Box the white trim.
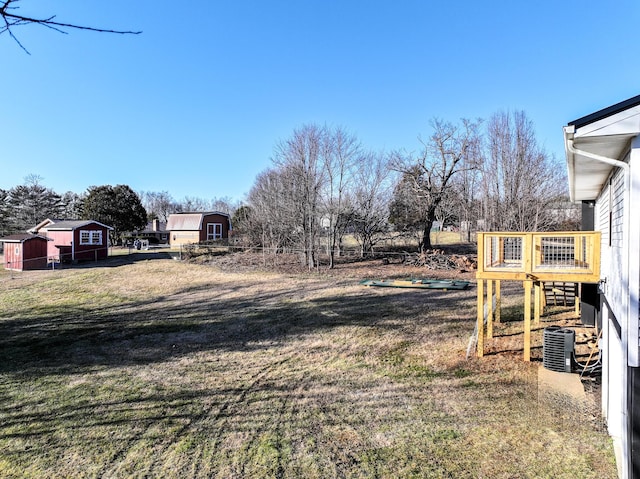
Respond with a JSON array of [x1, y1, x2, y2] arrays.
[[79, 230, 103, 246], [576, 106, 640, 138], [206, 223, 223, 240]]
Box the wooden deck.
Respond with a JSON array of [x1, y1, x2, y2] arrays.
[[475, 231, 601, 361], [477, 231, 600, 283]]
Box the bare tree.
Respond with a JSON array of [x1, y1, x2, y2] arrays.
[[481, 110, 566, 231], [390, 118, 482, 252], [320, 126, 362, 268], [210, 196, 239, 216], [141, 191, 179, 223], [1, 0, 141, 53], [179, 197, 211, 213], [272, 124, 325, 270], [350, 151, 393, 256], [450, 123, 483, 242], [247, 168, 298, 256]]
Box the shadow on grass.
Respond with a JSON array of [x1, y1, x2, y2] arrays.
[[74, 251, 177, 268], [0, 265, 475, 378]]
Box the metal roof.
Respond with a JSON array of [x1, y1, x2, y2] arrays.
[[0, 234, 50, 243], [166, 212, 230, 231], [37, 220, 114, 231]]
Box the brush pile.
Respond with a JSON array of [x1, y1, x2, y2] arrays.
[[406, 249, 477, 271]]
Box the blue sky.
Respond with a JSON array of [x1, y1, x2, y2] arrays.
[[2, 1, 640, 203]]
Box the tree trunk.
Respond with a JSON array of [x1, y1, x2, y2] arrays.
[[420, 218, 434, 252]]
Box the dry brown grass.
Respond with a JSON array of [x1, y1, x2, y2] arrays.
[[0, 254, 617, 478]]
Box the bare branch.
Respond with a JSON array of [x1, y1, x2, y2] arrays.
[[1, 0, 141, 53]]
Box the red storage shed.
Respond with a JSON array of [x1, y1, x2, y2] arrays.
[[30, 219, 113, 263], [0, 234, 50, 271]]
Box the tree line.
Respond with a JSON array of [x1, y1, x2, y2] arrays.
[[0, 110, 578, 265], [234, 110, 578, 269]]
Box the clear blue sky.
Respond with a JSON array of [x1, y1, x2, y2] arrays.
[[2, 0, 640, 203]]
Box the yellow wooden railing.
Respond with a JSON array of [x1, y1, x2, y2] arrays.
[[475, 231, 601, 361], [477, 231, 600, 283]]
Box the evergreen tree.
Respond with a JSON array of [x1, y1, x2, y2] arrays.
[[83, 185, 147, 244], [7, 175, 62, 232], [0, 189, 10, 236]]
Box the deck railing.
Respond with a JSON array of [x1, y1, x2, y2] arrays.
[[477, 231, 601, 283], [475, 231, 601, 361]]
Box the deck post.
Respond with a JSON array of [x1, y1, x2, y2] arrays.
[[524, 280, 532, 361], [534, 281, 541, 325], [495, 280, 501, 323], [477, 279, 484, 357], [487, 280, 494, 339]]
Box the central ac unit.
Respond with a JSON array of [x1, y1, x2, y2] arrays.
[[543, 326, 575, 373]]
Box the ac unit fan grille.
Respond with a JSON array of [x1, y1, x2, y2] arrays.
[[543, 326, 575, 373]]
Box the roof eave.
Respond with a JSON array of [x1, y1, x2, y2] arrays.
[[564, 102, 640, 202]]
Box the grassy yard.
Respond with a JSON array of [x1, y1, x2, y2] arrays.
[[0, 257, 617, 478]]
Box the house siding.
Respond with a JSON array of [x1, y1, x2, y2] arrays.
[[21, 239, 48, 270], [73, 228, 109, 261], [609, 168, 627, 324], [595, 166, 628, 442], [4, 242, 21, 270], [629, 140, 640, 479], [612, 170, 625, 250], [45, 230, 72, 261], [596, 168, 628, 326], [597, 183, 610, 279], [171, 231, 201, 247]]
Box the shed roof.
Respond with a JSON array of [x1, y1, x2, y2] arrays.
[[34, 219, 113, 231], [0, 234, 50, 243], [166, 212, 230, 231]]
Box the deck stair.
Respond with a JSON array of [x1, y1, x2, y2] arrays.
[[543, 282, 577, 307]]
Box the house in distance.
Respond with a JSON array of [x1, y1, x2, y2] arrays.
[[166, 212, 231, 248], [29, 219, 113, 263]]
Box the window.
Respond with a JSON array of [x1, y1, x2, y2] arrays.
[[207, 223, 223, 240], [80, 230, 103, 245]]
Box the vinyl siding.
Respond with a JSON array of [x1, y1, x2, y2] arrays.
[[611, 169, 626, 324]]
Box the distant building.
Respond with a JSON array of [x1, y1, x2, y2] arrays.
[[132, 219, 169, 244], [0, 234, 50, 271], [30, 219, 113, 263], [166, 212, 232, 248]]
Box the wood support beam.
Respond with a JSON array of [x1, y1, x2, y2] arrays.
[[477, 279, 484, 357], [524, 280, 532, 361], [487, 280, 494, 339], [534, 281, 541, 325], [495, 280, 501, 323]]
